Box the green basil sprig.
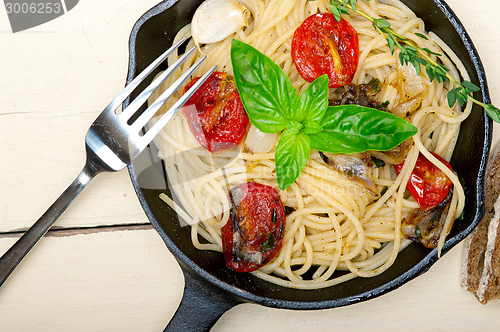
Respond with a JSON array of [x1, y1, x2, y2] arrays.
[[230, 39, 418, 190]]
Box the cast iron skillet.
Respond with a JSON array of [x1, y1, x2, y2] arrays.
[[125, 0, 492, 331]]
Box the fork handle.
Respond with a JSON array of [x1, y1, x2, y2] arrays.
[[0, 165, 98, 288]]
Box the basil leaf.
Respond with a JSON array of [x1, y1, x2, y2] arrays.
[[231, 39, 298, 133], [287, 120, 303, 134], [294, 74, 329, 123], [309, 105, 418, 153], [275, 129, 311, 190], [302, 121, 323, 135]]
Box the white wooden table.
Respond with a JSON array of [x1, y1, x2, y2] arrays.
[[1, 0, 500, 331]]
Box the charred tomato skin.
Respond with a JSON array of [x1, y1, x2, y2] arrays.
[[291, 13, 359, 88], [183, 71, 249, 152], [221, 182, 286, 272], [394, 152, 453, 211]]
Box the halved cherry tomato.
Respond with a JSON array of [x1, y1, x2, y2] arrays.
[[221, 182, 286, 272], [394, 152, 453, 211], [291, 13, 359, 88], [183, 71, 249, 152]]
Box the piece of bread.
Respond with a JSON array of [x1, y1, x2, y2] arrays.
[[461, 143, 500, 303], [477, 196, 500, 303]]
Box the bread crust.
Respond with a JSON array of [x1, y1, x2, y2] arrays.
[[461, 142, 500, 303], [461, 219, 488, 292], [477, 197, 500, 303]]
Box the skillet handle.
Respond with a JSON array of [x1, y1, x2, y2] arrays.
[[165, 271, 240, 332]]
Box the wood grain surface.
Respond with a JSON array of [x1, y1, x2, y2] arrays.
[[1, 0, 500, 331]]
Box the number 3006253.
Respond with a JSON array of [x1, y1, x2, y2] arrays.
[[5, 2, 62, 14]]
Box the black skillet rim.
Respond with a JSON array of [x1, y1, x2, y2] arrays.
[[126, 0, 493, 310]]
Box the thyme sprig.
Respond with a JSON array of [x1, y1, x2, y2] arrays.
[[329, 0, 500, 122]]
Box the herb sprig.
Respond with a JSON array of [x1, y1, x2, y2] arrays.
[[329, 0, 500, 122], [231, 39, 417, 190]]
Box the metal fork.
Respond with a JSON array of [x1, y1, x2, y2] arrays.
[[0, 37, 216, 287]]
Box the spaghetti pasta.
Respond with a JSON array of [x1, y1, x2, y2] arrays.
[[150, 0, 468, 289]]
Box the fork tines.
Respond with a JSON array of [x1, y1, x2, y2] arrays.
[[119, 37, 216, 150], [141, 60, 216, 144]]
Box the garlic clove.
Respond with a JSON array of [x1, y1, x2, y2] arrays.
[[245, 125, 277, 154], [191, 0, 250, 48], [395, 64, 427, 100]]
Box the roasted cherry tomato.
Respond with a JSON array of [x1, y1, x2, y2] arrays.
[[394, 152, 453, 211], [183, 71, 249, 152], [291, 13, 359, 88], [221, 182, 286, 272]]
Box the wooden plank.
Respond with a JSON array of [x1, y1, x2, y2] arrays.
[[2, 0, 500, 233], [0, 229, 183, 331], [1, 0, 500, 331], [0, 0, 161, 232], [1, 229, 499, 332]]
